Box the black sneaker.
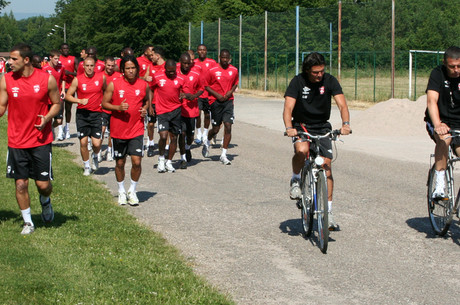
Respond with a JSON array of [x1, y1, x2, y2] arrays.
[[147, 145, 155, 157], [180, 160, 187, 169], [40, 195, 54, 223], [185, 149, 192, 162]]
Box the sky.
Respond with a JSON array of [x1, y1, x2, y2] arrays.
[[3, 0, 57, 20]]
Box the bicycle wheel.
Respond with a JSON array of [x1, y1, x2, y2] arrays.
[[427, 165, 454, 236], [301, 164, 314, 237], [316, 170, 329, 253]]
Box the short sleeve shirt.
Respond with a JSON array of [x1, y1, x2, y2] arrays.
[[425, 65, 460, 128], [151, 71, 184, 115], [284, 73, 343, 124]]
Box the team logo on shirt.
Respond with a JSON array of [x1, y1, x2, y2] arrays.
[[174, 80, 178, 86], [458, 83, 460, 91], [119, 90, 125, 98], [34, 85, 40, 93], [189, 76, 194, 81], [82, 84, 87, 91], [95, 81, 99, 86], [229, 71, 233, 76], [319, 86, 325, 95], [159, 79, 167, 87], [216, 71, 222, 80], [68, 59, 71, 64], [135, 89, 140, 96], [206, 63, 209, 67], [444, 80, 450, 88], [302, 86, 310, 99], [12, 87, 19, 97], [142, 64, 146, 70]]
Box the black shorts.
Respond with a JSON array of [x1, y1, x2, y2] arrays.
[[147, 104, 156, 123], [157, 107, 182, 135], [210, 100, 234, 126], [112, 135, 144, 159], [198, 98, 210, 112], [6, 144, 53, 181], [181, 116, 197, 137], [293, 122, 333, 159], [76, 109, 102, 139], [101, 112, 111, 128]]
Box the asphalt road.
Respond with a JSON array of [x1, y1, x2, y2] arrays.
[[61, 94, 460, 304]]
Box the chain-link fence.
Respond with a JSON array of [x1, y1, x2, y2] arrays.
[[190, 0, 458, 102]]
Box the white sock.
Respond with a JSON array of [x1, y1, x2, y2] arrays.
[[181, 154, 186, 161], [435, 170, 446, 188], [65, 123, 69, 132], [83, 160, 90, 168], [196, 128, 202, 139], [221, 148, 227, 156], [292, 173, 301, 180], [21, 208, 33, 225], [203, 129, 208, 140], [118, 181, 125, 193], [107, 146, 112, 153], [166, 159, 172, 165], [58, 125, 63, 133], [328, 201, 333, 213], [165, 144, 169, 150], [158, 155, 165, 161], [149, 139, 154, 146], [128, 179, 137, 193]]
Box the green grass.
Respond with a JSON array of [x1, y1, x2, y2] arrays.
[[0, 119, 233, 304]]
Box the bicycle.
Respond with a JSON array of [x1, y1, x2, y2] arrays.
[[427, 129, 460, 236], [286, 129, 343, 254]]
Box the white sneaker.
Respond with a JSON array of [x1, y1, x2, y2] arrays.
[[91, 153, 99, 171], [289, 178, 301, 200], [57, 128, 64, 141], [97, 151, 102, 163], [83, 167, 91, 176], [107, 151, 114, 162], [21, 222, 35, 235], [65, 129, 71, 139], [165, 161, 176, 173], [158, 158, 166, 173], [328, 212, 339, 231], [202, 143, 209, 158], [127, 191, 139, 206], [118, 191, 127, 205], [432, 186, 446, 199], [220, 155, 231, 165]]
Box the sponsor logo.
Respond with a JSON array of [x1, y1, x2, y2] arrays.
[[142, 64, 146, 70], [135, 89, 140, 96], [82, 84, 87, 91], [302, 86, 310, 99], [41, 171, 49, 177], [159, 79, 167, 87], [136, 149, 142, 152], [444, 80, 450, 88], [12, 87, 19, 97], [34, 85, 40, 93], [119, 90, 125, 98], [7, 166, 11, 174]]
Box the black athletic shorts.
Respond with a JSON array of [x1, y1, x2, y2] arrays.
[[6, 144, 53, 181], [101, 112, 111, 128], [198, 97, 210, 112], [181, 116, 197, 138], [112, 135, 144, 159], [210, 99, 234, 126], [292, 122, 333, 159], [157, 107, 182, 135], [76, 109, 102, 139]]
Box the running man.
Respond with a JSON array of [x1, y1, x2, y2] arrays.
[[202, 49, 238, 165], [0, 43, 61, 234], [102, 55, 151, 206], [283, 52, 351, 230], [150, 59, 185, 173], [101, 56, 123, 162], [66, 56, 106, 175], [59, 43, 78, 140], [194, 44, 217, 145], [425, 46, 460, 199], [177, 52, 204, 168]]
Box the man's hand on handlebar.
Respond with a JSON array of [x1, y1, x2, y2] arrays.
[[435, 122, 450, 137], [285, 127, 297, 137], [340, 124, 351, 135]]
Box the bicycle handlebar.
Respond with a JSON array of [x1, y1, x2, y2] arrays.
[[284, 129, 352, 141]]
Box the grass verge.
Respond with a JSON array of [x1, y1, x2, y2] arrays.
[[0, 118, 233, 304]]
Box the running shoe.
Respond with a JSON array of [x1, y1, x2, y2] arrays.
[[147, 145, 155, 157], [432, 185, 446, 199], [127, 191, 139, 206], [91, 153, 99, 171], [185, 149, 192, 162], [165, 161, 176, 173], [210, 135, 217, 145], [202, 143, 209, 158], [289, 178, 301, 200], [118, 191, 128, 205], [65, 126, 71, 139], [97, 151, 102, 163], [194, 138, 202, 145], [180, 160, 187, 169], [157, 159, 166, 173], [83, 167, 91, 176], [21, 222, 35, 235], [57, 128, 64, 141], [220, 155, 231, 165], [107, 151, 114, 162], [328, 212, 339, 231], [40, 195, 54, 223]]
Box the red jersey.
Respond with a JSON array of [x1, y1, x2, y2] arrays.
[[4, 69, 53, 148], [102, 70, 122, 114], [206, 64, 239, 105], [110, 77, 148, 139], [194, 58, 217, 99], [75, 72, 104, 112], [151, 71, 184, 115], [42, 63, 65, 92], [115, 58, 122, 70], [59, 55, 75, 89], [150, 62, 165, 76], [137, 56, 153, 78], [178, 66, 203, 118], [77, 59, 105, 75]]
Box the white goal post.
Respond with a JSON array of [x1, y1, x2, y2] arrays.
[[409, 50, 444, 99]]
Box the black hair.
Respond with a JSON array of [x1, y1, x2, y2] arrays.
[[120, 55, 139, 78], [302, 52, 326, 73], [444, 46, 460, 62], [11, 43, 33, 61]]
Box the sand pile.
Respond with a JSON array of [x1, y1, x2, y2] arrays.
[[352, 95, 427, 137]]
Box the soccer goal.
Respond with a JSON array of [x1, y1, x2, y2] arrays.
[[409, 50, 444, 99]]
